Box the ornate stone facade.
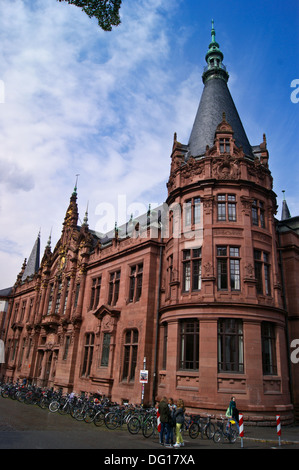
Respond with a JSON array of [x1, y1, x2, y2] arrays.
[[0, 26, 298, 423]]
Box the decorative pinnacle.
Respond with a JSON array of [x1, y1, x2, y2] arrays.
[[211, 19, 216, 43], [73, 174, 80, 195]]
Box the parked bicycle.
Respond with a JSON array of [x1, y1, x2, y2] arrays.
[[188, 413, 215, 439], [213, 416, 237, 444], [142, 409, 158, 438], [127, 407, 155, 435], [104, 404, 135, 430]]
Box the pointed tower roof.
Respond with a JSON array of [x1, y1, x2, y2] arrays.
[[62, 176, 79, 231], [188, 21, 253, 159], [21, 231, 41, 281], [281, 191, 291, 220]]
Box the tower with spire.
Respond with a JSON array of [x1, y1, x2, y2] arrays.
[[165, 21, 292, 422]]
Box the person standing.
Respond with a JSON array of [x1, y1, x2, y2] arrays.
[[168, 397, 176, 446], [173, 398, 185, 448], [226, 396, 239, 431], [158, 396, 171, 446]]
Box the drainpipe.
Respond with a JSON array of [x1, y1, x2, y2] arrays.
[[152, 227, 163, 406]]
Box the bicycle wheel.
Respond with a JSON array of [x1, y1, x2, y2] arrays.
[[127, 416, 141, 434], [105, 412, 119, 430], [189, 422, 200, 439], [205, 422, 215, 439], [58, 403, 69, 415], [142, 418, 155, 438], [39, 397, 50, 409], [94, 411, 105, 427], [1, 389, 9, 398], [84, 407, 96, 423], [49, 400, 60, 413], [213, 430, 222, 443], [229, 429, 237, 443], [74, 408, 85, 421]]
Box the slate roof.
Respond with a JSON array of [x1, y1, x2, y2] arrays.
[[0, 287, 12, 298], [21, 233, 40, 281], [188, 77, 253, 159], [281, 199, 292, 221]]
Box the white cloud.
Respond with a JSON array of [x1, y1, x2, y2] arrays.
[[1, 0, 296, 290], [0, 0, 188, 287]]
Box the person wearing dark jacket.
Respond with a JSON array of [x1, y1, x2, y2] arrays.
[[158, 396, 171, 445], [226, 396, 239, 431], [168, 398, 176, 446]]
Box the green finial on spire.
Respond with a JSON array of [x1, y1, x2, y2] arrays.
[[202, 20, 229, 84], [73, 174, 79, 196], [211, 19, 216, 43]]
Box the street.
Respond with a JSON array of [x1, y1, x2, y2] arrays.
[[0, 397, 298, 453]]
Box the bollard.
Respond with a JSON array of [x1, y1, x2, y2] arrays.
[[157, 409, 161, 433], [239, 414, 244, 448], [276, 415, 281, 446]]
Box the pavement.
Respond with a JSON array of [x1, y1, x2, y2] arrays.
[[1, 396, 299, 449], [235, 423, 299, 447]]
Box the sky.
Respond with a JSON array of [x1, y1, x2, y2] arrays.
[[0, 0, 298, 289]]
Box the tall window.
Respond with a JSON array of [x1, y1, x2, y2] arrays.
[[18, 338, 26, 367], [122, 329, 138, 381], [129, 264, 143, 302], [184, 197, 201, 227], [108, 271, 121, 305], [27, 298, 34, 322], [217, 246, 240, 291], [100, 333, 111, 367], [167, 254, 173, 284], [63, 336, 70, 360], [217, 194, 236, 221], [261, 322, 277, 375], [179, 320, 199, 370], [252, 199, 265, 228], [12, 303, 19, 324], [62, 278, 70, 315], [47, 284, 54, 315], [81, 333, 94, 377], [90, 276, 101, 310], [183, 248, 202, 292], [254, 250, 271, 295], [218, 319, 244, 372], [74, 283, 80, 308], [54, 281, 62, 315], [20, 301, 26, 322], [26, 338, 32, 360]]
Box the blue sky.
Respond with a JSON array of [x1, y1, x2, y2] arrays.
[[0, 0, 298, 288]]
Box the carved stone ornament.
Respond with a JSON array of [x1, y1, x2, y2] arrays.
[[212, 156, 240, 180], [102, 314, 115, 333], [244, 263, 254, 279]]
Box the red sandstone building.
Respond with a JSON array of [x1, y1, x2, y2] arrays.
[[0, 25, 298, 423]]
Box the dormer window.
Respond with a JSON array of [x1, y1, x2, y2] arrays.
[[219, 138, 230, 154]]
